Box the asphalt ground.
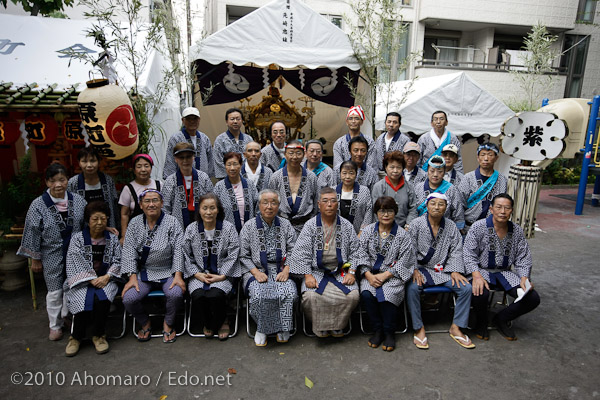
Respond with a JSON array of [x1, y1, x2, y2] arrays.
[[0, 186, 599, 400]]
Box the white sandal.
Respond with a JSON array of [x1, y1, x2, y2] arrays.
[[413, 335, 429, 350]]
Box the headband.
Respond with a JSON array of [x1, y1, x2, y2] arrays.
[[477, 143, 499, 155], [427, 192, 448, 203], [285, 144, 305, 151], [133, 153, 154, 166], [138, 189, 163, 202], [347, 105, 365, 120], [427, 155, 446, 169]]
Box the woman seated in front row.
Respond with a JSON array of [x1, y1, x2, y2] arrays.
[[121, 189, 186, 343], [355, 196, 416, 352], [240, 189, 298, 346], [407, 193, 474, 350], [64, 201, 121, 357], [183, 193, 240, 340]]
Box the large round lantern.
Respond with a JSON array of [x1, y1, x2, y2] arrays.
[[0, 115, 21, 147], [77, 79, 139, 160], [24, 114, 58, 146]]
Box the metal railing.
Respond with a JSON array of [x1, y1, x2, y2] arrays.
[[417, 59, 565, 74]]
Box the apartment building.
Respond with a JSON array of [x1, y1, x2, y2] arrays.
[[191, 0, 599, 106]]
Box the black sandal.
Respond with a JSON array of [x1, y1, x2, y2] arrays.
[[381, 333, 396, 352], [137, 327, 151, 342]]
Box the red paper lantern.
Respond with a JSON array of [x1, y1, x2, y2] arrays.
[[62, 118, 86, 146], [0, 116, 20, 146], [24, 114, 58, 146]]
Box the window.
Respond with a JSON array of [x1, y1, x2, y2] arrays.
[[560, 35, 590, 97], [226, 5, 257, 25], [380, 22, 411, 81], [423, 29, 461, 66], [576, 0, 596, 23], [322, 14, 343, 29]]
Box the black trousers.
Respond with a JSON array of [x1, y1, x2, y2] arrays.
[[72, 297, 111, 341], [360, 290, 398, 335], [191, 288, 227, 332], [471, 282, 540, 328]]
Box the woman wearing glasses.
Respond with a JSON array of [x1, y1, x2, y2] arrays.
[[121, 189, 186, 343], [354, 196, 416, 352]]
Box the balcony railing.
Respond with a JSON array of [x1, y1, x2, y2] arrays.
[[416, 59, 566, 75]]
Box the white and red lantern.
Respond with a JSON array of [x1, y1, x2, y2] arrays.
[[24, 114, 58, 146], [77, 79, 139, 160], [62, 118, 86, 146]]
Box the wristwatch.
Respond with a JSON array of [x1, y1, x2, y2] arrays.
[[349, 269, 356, 275]]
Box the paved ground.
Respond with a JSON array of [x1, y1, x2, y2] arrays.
[[0, 186, 599, 400]]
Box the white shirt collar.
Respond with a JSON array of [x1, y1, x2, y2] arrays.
[[429, 128, 448, 148]]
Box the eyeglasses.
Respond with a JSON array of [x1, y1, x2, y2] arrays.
[[260, 201, 279, 207], [286, 151, 304, 158], [141, 198, 161, 204], [377, 209, 395, 216], [320, 199, 338, 204]]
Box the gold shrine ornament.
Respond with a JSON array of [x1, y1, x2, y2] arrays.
[[270, 104, 281, 113]]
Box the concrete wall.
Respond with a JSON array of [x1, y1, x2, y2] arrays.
[[418, 0, 578, 30]]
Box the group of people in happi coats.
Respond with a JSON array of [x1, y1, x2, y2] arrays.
[[18, 104, 539, 356]]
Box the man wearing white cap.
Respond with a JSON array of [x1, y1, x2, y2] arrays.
[[442, 144, 464, 186], [413, 155, 464, 230], [163, 107, 214, 179], [407, 192, 474, 350], [403, 142, 427, 188], [458, 142, 507, 229], [333, 105, 376, 168], [417, 111, 463, 173]]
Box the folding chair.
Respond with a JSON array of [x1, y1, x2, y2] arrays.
[[186, 280, 240, 338], [132, 290, 187, 339], [358, 300, 409, 335], [419, 285, 457, 334]]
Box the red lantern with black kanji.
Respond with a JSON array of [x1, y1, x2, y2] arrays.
[[0, 115, 20, 147], [24, 114, 58, 146], [77, 79, 139, 160], [62, 118, 86, 146]]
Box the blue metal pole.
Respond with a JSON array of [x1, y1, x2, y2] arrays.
[[575, 95, 600, 215], [542, 98, 549, 107]]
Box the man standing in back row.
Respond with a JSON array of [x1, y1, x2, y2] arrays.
[[333, 105, 376, 169], [373, 112, 410, 173], [418, 111, 463, 173], [213, 108, 254, 179]]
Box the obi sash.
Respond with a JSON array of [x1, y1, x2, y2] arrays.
[[176, 168, 199, 228], [283, 166, 307, 218], [244, 215, 283, 293], [466, 168, 499, 217], [422, 131, 452, 171], [372, 222, 398, 301], [198, 219, 223, 290], [417, 217, 446, 286], [138, 211, 166, 283], [315, 214, 350, 295], [182, 127, 202, 171], [41, 191, 74, 266], [224, 176, 250, 232], [76, 172, 108, 201], [82, 227, 110, 311], [417, 179, 451, 216], [335, 182, 360, 224]]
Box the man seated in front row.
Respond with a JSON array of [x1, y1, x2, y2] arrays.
[[289, 187, 360, 338], [463, 193, 540, 341], [407, 193, 474, 350]]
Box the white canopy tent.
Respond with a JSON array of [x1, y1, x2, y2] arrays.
[[189, 0, 360, 70], [375, 72, 518, 173], [0, 13, 180, 178]]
